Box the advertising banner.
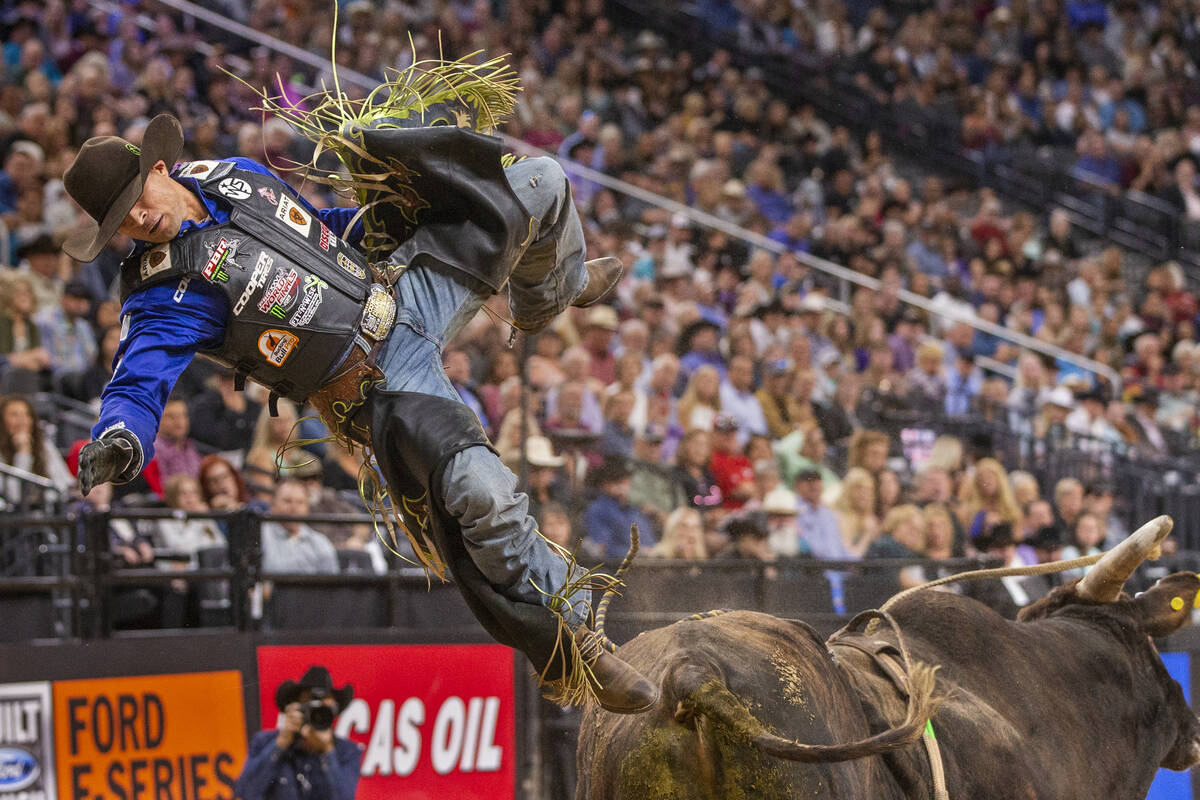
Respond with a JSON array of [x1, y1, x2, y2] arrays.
[[0, 682, 56, 800], [52, 672, 246, 800], [256, 645, 515, 800]]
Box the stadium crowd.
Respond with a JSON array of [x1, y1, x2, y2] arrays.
[[1, 0, 1199, 620]]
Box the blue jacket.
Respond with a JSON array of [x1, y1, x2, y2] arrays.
[[234, 729, 362, 800], [91, 158, 363, 462]]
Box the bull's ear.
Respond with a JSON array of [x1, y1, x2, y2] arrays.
[[1129, 573, 1200, 638]]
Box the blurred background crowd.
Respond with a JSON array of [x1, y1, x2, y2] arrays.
[[4, 0, 1200, 625]]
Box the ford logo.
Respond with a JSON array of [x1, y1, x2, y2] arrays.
[[0, 748, 39, 791]]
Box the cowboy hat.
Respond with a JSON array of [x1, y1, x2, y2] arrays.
[[63, 113, 185, 262], [274, 665, 354, 712]]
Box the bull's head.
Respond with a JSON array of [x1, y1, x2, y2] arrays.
[[1021, 515, 1200, 771]]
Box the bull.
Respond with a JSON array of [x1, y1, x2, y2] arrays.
[[576, 516, 1200, 799]]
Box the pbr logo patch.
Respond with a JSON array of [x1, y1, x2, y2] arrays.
[[275, 195, 311, 237], [317, 222, 333, 251], [233, 252, 274, 315], [178, 160, 218, 178], [217, 177, 252, 200], [289, 275, 328, 327], [258, 329, 298, 366], [258, 267, 301, 319], [336, 252, 367, 280], [257, 186, 277, 204], [139, 245, 171, 280], [201, 237, 242, 283]]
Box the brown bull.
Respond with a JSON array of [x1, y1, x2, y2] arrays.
[[576, 516, 1200, 799]]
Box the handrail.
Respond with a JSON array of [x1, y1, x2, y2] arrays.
[[130, 0, 1121, 391], [0, 462, 61, 492]]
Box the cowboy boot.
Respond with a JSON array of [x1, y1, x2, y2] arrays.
[[574, 626, 659, 714], [572, 257, 624, 308]]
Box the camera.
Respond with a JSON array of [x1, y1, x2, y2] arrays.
[[302, 690, 335, 732]]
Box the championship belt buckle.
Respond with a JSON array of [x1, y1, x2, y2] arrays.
[[360, 284, 396, 342]]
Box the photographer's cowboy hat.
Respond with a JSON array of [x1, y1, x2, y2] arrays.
[[63, 113, 185, 262], [274, 666, 355, 712]]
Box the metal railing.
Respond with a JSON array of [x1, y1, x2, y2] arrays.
[[128, 0, 1120, 391]]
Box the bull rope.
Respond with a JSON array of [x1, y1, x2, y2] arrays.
[[831, 607, 950, 800]]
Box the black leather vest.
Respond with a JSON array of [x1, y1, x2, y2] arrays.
[[119, 162, 380, 402]]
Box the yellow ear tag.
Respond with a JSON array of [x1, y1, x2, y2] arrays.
[[1171, 597, 1185, 612]]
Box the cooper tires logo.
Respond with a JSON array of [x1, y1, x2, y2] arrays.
[[232, 252, 273, 316]]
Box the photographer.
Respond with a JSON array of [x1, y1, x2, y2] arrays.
[[235, 667, 362, 800]]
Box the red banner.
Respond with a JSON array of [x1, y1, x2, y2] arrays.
[[256, 645, 514, 800]]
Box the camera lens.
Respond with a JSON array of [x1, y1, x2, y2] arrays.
[[306, 703, 335, 731]]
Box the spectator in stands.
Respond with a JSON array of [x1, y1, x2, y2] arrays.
[[0, 393, 72, 503], [260, 479, 339, 574], [13, 234, 64, 312], [794, 467, 847, 559], [673, 428, 721, 510], [582, 456, 656, 561], [198, 453, 254, 512], [1127, 388, 1169, 457], [1008, 471, 1041, 508], [189, 369, 262, 454], [153, 397, 203, 482], [0, 274, 50, 388], [959, 457, 1024, 540], [756, 359, 804, 439], [33, 279, 95, 378], [649, 506, 707, 559], [1053, 478, 1086, 535], [708, 414, 755, 510], [718, 354, 767, 444], [1061, 512, 1107, 580], [906, 340, 947, 411], [1159, 154, 1200, 221], [628, 424, 685, 524], [875, 468, 902, 519], [866, 505, 925, 559], [155, 474, 225, 565], [945, 353, 983, 417], [922, 504, 956, 562], [509, 435, 568, 524], [847, 429, 890, 477], [538, 502, 574, 551], [59, 323, 119, 405], [716, 511, 775, 562], [599, 390, 636, 458], [677, 364, 722, 432], [1085, 482, 1129, 548], [580, 306, 619, 385], [832, 467, 878, 558], [245, 400, 303, 478], [1034, 386, 1075, 443]]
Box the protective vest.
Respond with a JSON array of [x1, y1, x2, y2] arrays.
[[119, 161, 393, 403]]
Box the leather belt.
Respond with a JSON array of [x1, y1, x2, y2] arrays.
[[308, 283, 396, 445]]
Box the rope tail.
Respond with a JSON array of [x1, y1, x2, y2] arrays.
[[594, 523, 641, 653]]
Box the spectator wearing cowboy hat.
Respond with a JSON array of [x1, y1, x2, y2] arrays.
[[581, 455, 656, 560], [234, 666, 363, 800]]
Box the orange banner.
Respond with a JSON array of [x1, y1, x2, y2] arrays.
[[52, 672, 246, 800]]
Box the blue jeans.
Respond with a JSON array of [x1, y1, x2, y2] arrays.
[[375, 157, 590, 625]]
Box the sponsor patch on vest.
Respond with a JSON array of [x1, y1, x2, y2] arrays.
[[257, 186, 277, 204], [233, 252, 274, 315], [201, 236, 242, 283], [173, 276, 191, 303], [289, 275, 328, 327], [317, 222, 333, 251], [217, 177, 252, 200], [275, 195, 312, 237], [336, 251, 367, 280], [258, 267, 301, 319], [178, 160, 219, 178], [139, 245, 171, 280], [258, 329, 298, 367]]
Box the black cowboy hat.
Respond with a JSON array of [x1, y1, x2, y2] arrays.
[[274, 666, 354, 713], [588, 454, 632, 487], [63, 113, 185, 262]]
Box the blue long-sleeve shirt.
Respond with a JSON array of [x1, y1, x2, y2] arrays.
[[234, 729, 362, 800], [582, 494, 656, 560], [91, 158, 363, 463]]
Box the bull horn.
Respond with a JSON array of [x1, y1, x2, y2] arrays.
[[1076, 515, 1173, 603]]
